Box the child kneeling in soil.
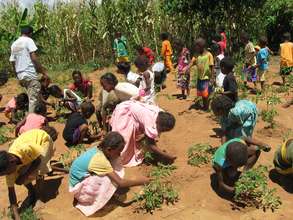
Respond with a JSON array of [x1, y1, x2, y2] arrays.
[[63, 102, 100, 145], [4, 93, 28, 124], [0, 127, 58, 220], [212, 137, 270, 194], [273, 139, 293, 175], [69, 132, 150, 217]]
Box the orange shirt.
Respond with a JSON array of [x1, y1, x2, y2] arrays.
[[161, 40, 173, 57], [280, 42, 293, 67]]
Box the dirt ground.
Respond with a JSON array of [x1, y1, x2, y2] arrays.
[[0, 56, 292, 220]]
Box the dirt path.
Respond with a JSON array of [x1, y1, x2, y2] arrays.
[[0, 57, 292, 220]]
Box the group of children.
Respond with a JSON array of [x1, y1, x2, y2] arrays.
[[0, 27, 292, 219]]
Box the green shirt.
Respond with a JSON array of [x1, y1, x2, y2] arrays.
[[113, 36, 128, 57]]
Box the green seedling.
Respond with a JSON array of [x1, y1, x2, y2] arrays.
[[20, 207, 39, 220], [261, 90, 281, 129], [0, 126, 13, 144], [187, 143, 216, 167], [234, 166, 281, 211]]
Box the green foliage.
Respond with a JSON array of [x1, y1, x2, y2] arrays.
[[144, 151, 155, 164], [0, 126, 12, 145], [20, 207, 39, 220], [135, 163, 179, 213], [59, 144, 86, 169], [187, 143, 216, 167], [261, 90, 281, 128], [234, 166, 281, 211]]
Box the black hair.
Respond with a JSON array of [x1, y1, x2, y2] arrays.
[[214, 33, 222, 42], [211, 95, 235, 115], [241, 32, 250, 41], [134, 55, 150, 70], [0, 151, 10, 173], [157, 111, 176, 132], [135, 45, 144, 53], [16, 93, 29, 108], [42, 126, 58, 141], [195, 38, 206, 48], [283, 32, 291, 41], [99, 131, 125, 150], [117, 62, 131, 75], [173, 39, 184, 52], [226, 141, 248, 167], [34, 102, 47, 115], [218, 26, 225, 33], [100, 72, 118, 86], [220, 56, 235, 72], [49, 85, 63, 98], [72, 70, 82, 78], [259, 36, 268, 47], [21, 25, 33, 35], [160, 32, 169, 41], [0, 70, 8, 86], [81, 101, 95, 118]]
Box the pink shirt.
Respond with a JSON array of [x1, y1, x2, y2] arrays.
[[5, 97, 16, 113], [19, 113, 46, 134]]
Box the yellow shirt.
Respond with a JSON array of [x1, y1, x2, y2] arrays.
[[161, 40, 173, 57], [6, 129, 51, 187], [88, 149, 113, 175], [192, 51, 214, 80], [280, 42, 293, 67]]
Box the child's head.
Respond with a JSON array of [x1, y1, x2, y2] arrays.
[[117, 62, 131, 75], [240, 32, 249, 44], [259, 36, 267, 48], [42, 126, 58, 142], [210, 43, 221, 56], [80, 101, 95, 119], [226, 141, 248, 168], [220, 56, 235, 75], [115, 31, 122, 39], [156, 111, 176, 133], [160, 32, 169, 41], [0, 151, 18, 176], [134, 55, 150, 72], [21, 25, 33, 37], [211, 95, 235, 117], [173, 39, 184, 53], [218, 26, 225, 33], [49, 85, 63, 98], [72, 70, 83, 85], [100, 131, 125, 160], [283, 32, 291, 41], [194, 38, 206, 54], [40, 76, 51, 88], [34, 102, 47, 116], [100, 72, 118, 92], [16, 93, 29, 110], [135, 45, 144, 55]]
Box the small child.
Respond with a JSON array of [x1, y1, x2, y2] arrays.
[[211, 43, 225, 89], [68, 70, 93, 101], [69, 132, 150, 216], [221, 56, 238, 102], [177, 41, 191, 99], [152, 61, 167, 92], [280, 32, 293, 85], [0, 127, 58, 219], [134, 55, 156, 104], [136, 45, 155, 66], [15, 102, 48, 136], [213, 33, 225, 55], [4, 93, 28, 124], [63, 102, 100, 145], [213, 137, 270, 193], [273, 139, 293, 175], [39, 75, 54, 107], [160, 32, 174, 74], [116, 61, 140, 86], [113, 32, 129, 63], [256, 36, 269, 90], [190, 38, 214, 111]]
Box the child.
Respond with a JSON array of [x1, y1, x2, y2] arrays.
[[213, 137, 270, 193], [160, 32, 174, 74], [63, 102, 100, 145], [219, 26, 227, 50], [0, 127, 58, 220], [69, 132, 150, 216], [211, 43, 225, 89], [15, 102, 48, 136], [190, 38, 214, 111], [213, 33, 225, 55], [68, 70, 93, 101], [116, 62, 140, 86], [4, 93, 28, 124], [280, 32, 293, 85], [241, 32, 257, 87], [256, 36, 269, 91], [136, 45, 155, 65], [134, 55, 156, 104], [177, 41, 191, 99], [273, 139, 293, 175], [39, 75, 54, 107], [152, 61, 167, 92], [221, 56, 238, 102], [113, 32, 129, 63]]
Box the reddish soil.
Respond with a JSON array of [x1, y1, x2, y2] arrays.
[[0, 57, 292, 220]]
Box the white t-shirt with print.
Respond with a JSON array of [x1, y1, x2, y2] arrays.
[[9, 36, 38, 80], [126, 71, 140, 85], [215, 54, 225, 87], [114, 82, 139, 101]]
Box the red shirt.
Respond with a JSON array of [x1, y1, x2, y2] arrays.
[[69, 79, 91, 97], [143, 47, 155, 65], [218, 41, 226, 55], [220, 32, 227, 49]]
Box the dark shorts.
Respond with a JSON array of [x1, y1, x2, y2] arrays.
[[280, 66, 293, 76], [72, 128, 81, 144]]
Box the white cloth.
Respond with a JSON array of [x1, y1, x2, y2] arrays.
[[215, 54, 225, 87], [114, 82, 139, 101], [126, 71, 140, 85], [139, 70, 155, 104], [10, 36, 38, 80], [152, 62, 165, 73], [64, 89, 83, 106]]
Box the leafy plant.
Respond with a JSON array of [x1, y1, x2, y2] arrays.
[[0, 126, 13, 144], [187, 143, 216, 167], [20, 207, 39, 220], [234, 166, 282, 211], [144, 151, 155, 164], [261, 90, 281, 128]]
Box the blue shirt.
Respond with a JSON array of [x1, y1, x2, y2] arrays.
[[257, 48, 269, 70]]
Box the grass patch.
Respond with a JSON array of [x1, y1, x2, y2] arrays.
[[187, 143, 216, 167], [20, 207, 39, 220]]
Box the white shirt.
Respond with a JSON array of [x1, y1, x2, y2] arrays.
[[152, 62, 165, 73], [139, 70, 155, 104], [10, 36, 38, 80], [215, 54, 225, 87], [114, 82, 139, 101], [126, 71, 140, 85]]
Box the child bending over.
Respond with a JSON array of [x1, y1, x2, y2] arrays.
[[4, 93, 28, 124], [213, 137, 270, 193], [69, 131, 150, 216], [0, 127, 58, 220]]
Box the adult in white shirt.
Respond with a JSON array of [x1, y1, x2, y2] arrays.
[[9, 26, 48, 112]]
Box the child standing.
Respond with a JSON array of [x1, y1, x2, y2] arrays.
[[113, 32, 129, 64], [177, 42, 191, 99], [69, 132, 150, 216], [160, 32, 174, 75], [190, 38, 214, 111], [68, 70, 93, 101], [280, 32, 293, 85], [256, 36, 269, 91], [213, 137, 270, 193], [211, 43, 225, 89], [4, 93, 28, 124], [221, 56, 238, 102]]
